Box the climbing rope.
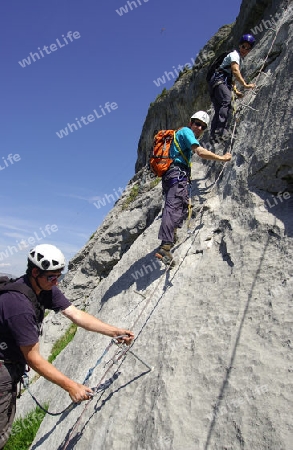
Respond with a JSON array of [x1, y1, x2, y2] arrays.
[[61, 340, 130, 450], [31, 3, 291, 447], [161, 3, 291, 264], [23, 374, 76, 416], [186, 182, 193, 231], [22, 336, 127, 417], [82, 338, 116, 386], [205, 2, 289, 194], [236, 3, 290, 118], [116, 0, 292, 374], [125, 3, 291, 344], [136, 5, 293, 360]]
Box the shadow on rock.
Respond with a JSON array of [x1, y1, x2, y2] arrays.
[[100, 251, 165, 308], [58, 369, 151, 450]]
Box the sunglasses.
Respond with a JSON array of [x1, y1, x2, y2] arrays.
[[193, 121, 207, 130], [240, 44, 252, 51], [46, 273, 62, 282]]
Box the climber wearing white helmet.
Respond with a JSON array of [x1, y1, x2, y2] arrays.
[[155, 111, 232, 266], [0, 244, 134, 448]]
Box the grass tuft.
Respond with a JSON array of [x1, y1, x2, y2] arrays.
[[4, 405, 48, 450], [48, 323, 78, 363], [121, 185, 140, 210]]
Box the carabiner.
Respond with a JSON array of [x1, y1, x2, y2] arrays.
[[177, 168, 187, 182]]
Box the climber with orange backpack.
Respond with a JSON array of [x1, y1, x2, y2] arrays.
[[153, 111, 232, 266]]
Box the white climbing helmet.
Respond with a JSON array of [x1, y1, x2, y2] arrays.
[[28, 244, 66, 271], [190, 111, 210, 126]]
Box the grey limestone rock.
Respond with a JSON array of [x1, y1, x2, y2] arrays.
[[15, 0, 293, 449]]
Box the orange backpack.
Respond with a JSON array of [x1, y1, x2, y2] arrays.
[[149, 130, 176, 177], [150, 128, 189, 177]]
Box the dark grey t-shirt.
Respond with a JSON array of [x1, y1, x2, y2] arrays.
[[0, 276, 71, 364]]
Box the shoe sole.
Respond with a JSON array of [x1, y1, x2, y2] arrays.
[[155, 253, 175, 268]]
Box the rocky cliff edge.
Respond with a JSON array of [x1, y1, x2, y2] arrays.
[[16, 0, 293, 449]]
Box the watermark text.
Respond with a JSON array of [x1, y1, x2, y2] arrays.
[[116, 0, 149, 16], [153, 51, 215, 87], [93, 187, 125, 209], [0, 224, 58, 262], [56, 102, 118, 139], [0, 154, 21, 171], [18, 31, 81, 68]]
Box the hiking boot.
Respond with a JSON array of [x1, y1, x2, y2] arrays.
[[155, 244, 175, 267]]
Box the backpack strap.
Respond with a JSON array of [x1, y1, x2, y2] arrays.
[[0, 277, 45, 331], [173, 131, 191, 168]]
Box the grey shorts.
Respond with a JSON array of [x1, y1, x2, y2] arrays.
[[0, 362, 24, 449]]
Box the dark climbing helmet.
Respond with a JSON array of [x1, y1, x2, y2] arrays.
[[239, 34, 256, 48]]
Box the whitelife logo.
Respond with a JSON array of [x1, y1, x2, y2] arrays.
[[250, 12, 282, 35], [18, 31, 81, 68], [0, 153, 21, 171], [56, 102, 118, 139], [153, 51, 215, 87], [116, 0, 149, 16], [0, 224, 58, 262]]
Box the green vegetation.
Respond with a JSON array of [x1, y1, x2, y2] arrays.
[[89, 231, 96, 240], [4, 405, 47, 450], [158, 87, 168, 98], [149, 177, 161, 189], [121, 184, 140, 210], [121, 177, 161, 210], [175, 66, 192, 82], [48, 323, 78, 363], [150, 87, 168, 107]]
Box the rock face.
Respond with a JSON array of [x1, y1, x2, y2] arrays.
[[16, 0, 293, 449]]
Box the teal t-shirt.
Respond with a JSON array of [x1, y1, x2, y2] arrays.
[[170, 127, 199, 167]]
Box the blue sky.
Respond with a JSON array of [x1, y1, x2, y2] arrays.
[[0, 0, 242, 276]]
